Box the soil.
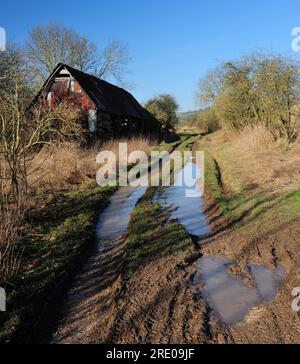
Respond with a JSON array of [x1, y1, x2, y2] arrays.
[[88, 202, 300, 344], [52, 139, 300, 344], [52, 236, 125, 344]]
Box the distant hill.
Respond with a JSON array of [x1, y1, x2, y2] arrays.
[[177, 110, 200, 122]]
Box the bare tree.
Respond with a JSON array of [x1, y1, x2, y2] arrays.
[[0, 67, 83, 284], [98, 39, 130, 83], [0, 67, 82, 194], [26, 22, 130, 88], [0, 44, 28, 92]]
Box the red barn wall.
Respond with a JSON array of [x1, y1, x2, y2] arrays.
[[48, 79, 95, 111]]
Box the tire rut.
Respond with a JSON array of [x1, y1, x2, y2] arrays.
[[52, 236, 126, 344]]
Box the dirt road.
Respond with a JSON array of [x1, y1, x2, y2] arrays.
[[52, 136, 300, 344]]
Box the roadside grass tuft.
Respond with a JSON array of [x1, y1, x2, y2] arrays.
[[177, 135, 201, 152], [123, 198, 192, 280]]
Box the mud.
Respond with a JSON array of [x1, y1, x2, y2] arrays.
[[52, 143, 300, 344], [102, 196, 300, 344], [101, 152, 300, 344], [52, 186, 147, 343]]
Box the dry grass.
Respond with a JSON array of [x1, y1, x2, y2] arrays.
[[0, 155, 26, 286], [232, 125, 278, 154], [202, 126, 300, 195], [27, 137, 155, 192], [232, 126, 300, 193], [0, 136, 154, 285], [0, 197, 25, 286]]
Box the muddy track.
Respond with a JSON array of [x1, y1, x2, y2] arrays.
[[102, 227, 235, 345], [52, 138, 220, 344], [52, 226, 230, 344], [51, 139, 234, 344], [51, 141, 300, 344], [105, 253, 210, 344], [52, 235, 126, 343]]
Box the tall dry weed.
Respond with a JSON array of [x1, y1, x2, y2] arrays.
[[231, 125, 282, 155], [27, 137, 155, 191], [221, 124, 300, 194], [0, 193, 25, 286]]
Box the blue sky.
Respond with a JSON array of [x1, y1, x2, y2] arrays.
[[1, 0, 300, 111]]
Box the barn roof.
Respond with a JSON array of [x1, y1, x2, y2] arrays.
[[30, 63, 149, 120]]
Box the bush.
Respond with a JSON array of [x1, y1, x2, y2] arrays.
[[145, 94, 179, 134], [198, 54, 300, 142], [198, 108, 219, 133]]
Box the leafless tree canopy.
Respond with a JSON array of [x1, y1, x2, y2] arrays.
[[26, 22, 130, 88], [98, 39, 130, 83]]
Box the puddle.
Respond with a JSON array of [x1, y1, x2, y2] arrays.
[[96, 157, 209, 243], [193, 256, 285, 325], [249, 264, 285, 301], [153, 161, 210, 237], [96, 186, 147, 241]]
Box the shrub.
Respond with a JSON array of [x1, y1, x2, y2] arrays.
[[198, 54, 300, 142]]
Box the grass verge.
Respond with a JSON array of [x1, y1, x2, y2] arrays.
[[0, 184, 116, 343], [122, 195, 192, 281], [198, 135, 300, 237]]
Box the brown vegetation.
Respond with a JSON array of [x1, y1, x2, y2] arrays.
[[0, 136, 154, 286], [27, 137, 155, 191], [0, 66, 85, 282], [0, 195, 25, 286], [0, 51, 154, 290], [204, 127, 300, 195]]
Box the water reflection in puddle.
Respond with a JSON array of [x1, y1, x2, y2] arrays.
[[153, 161, 210, 238], [193, 256, 285, 325], [96, 186, 147, 242], [249, 264, 285, 301]]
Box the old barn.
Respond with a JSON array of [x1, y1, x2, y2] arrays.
[[30, 63, 158, 138]]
